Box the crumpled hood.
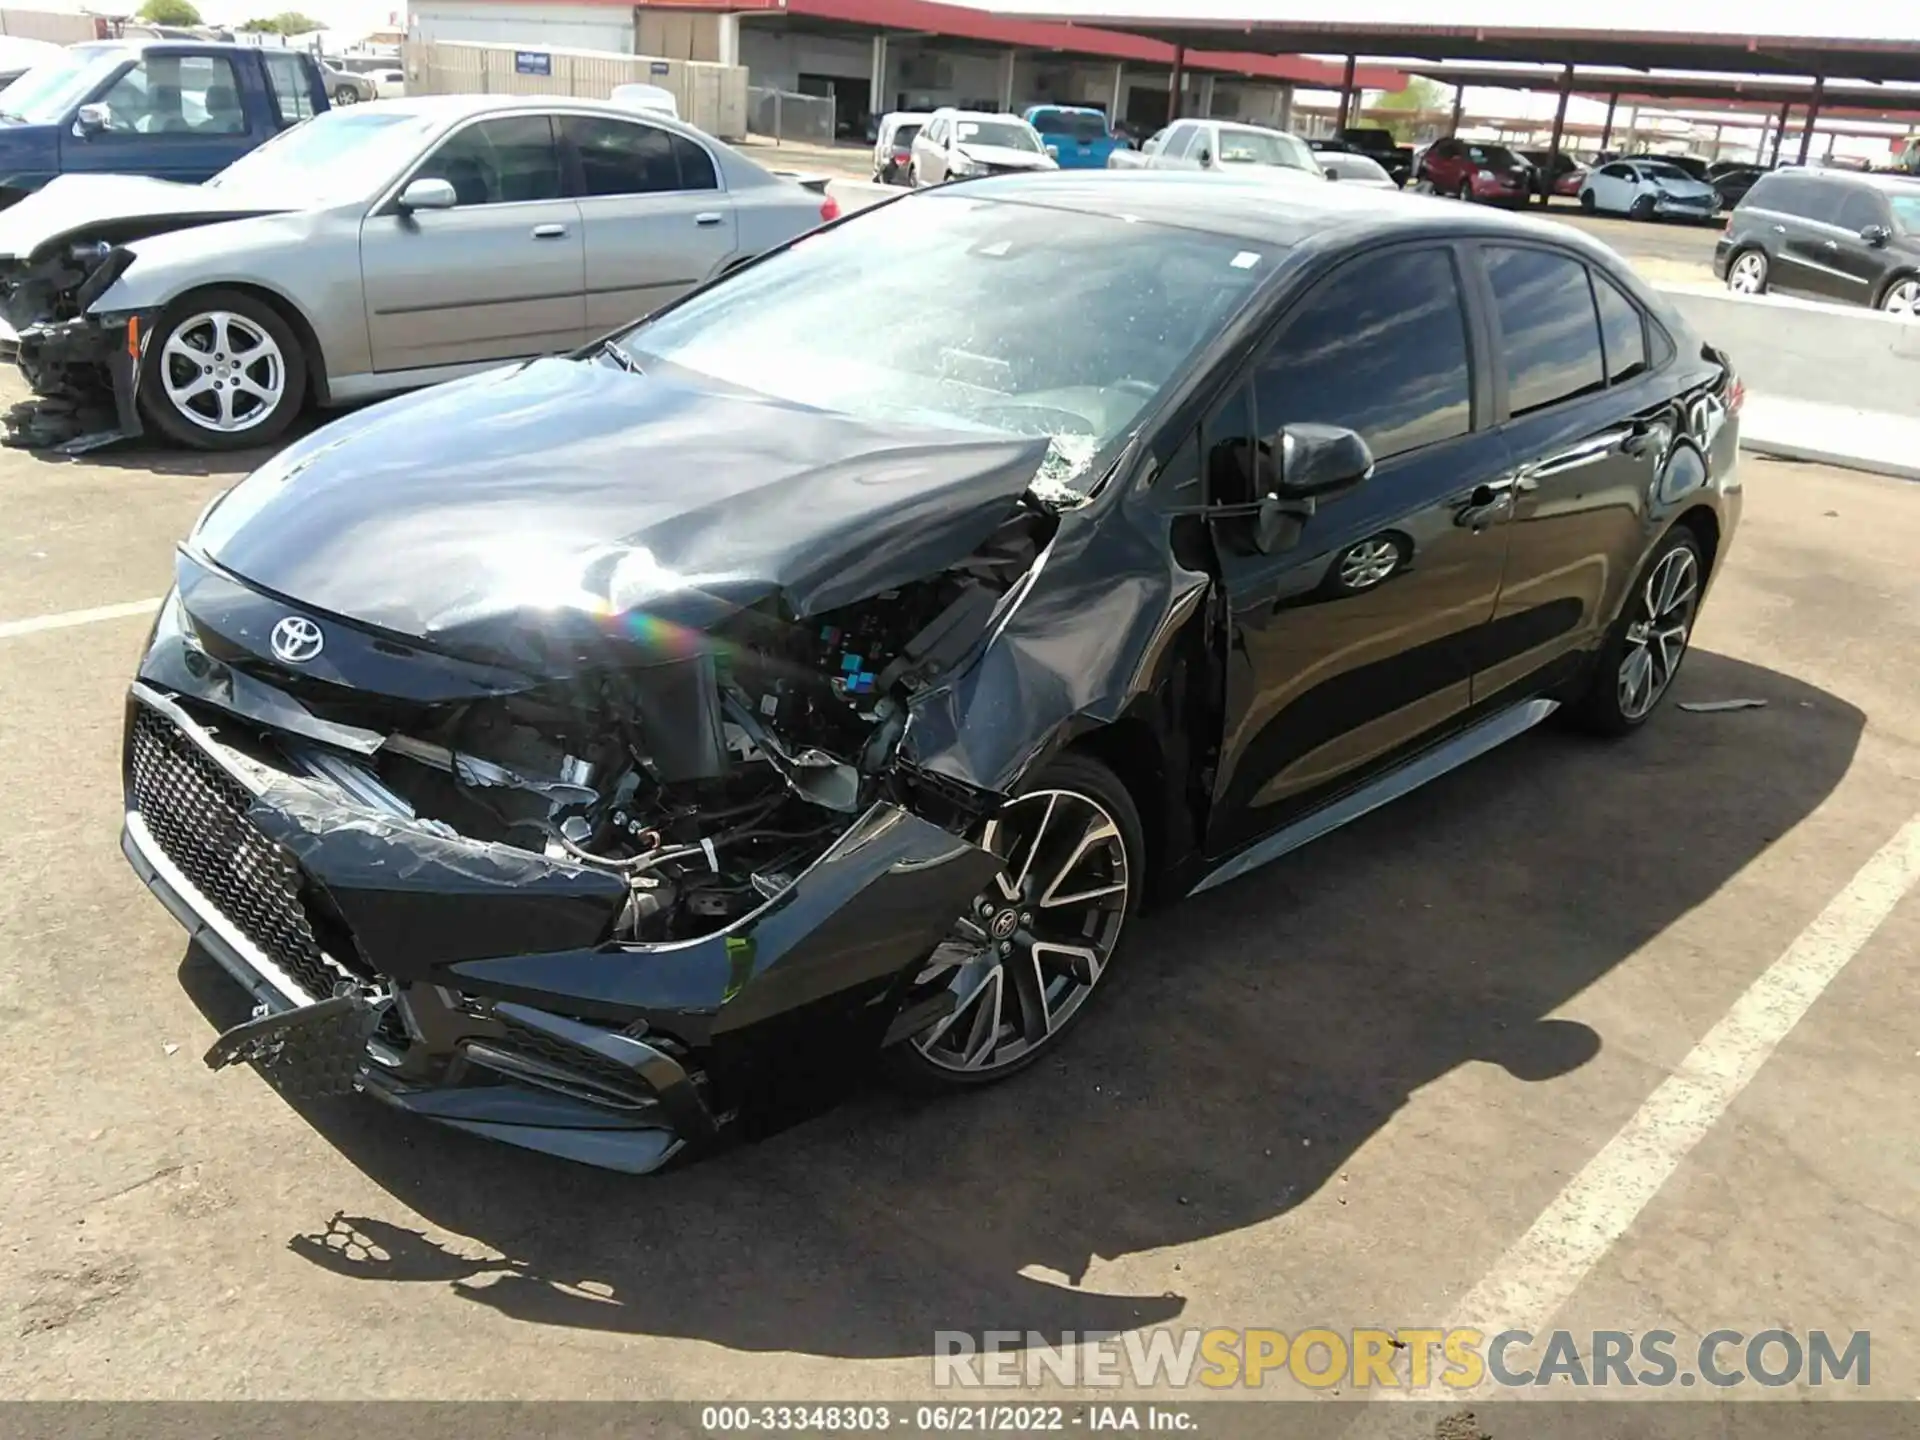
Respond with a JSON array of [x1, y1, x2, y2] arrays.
[[957, 143, 1053, 170], [191, 355, 1051, 668], [0, 173, 288, 262]]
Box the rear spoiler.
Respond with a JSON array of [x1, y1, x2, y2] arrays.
[[770, 170, 831, 195]]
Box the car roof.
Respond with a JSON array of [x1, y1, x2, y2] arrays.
[[339, 93, 684, 125], [950, 169, 1639, 263], [1775, 169, 1920, 193]]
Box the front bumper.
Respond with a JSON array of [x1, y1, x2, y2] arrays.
[[2, 308, 149, 449], [121, 680, 1000, 1172], [1652, 196, 1716, 220]]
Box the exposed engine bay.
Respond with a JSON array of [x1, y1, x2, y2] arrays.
[[273, 509, 1052, 946]]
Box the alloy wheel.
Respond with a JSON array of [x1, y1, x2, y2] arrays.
[[159, 311, 286, 434], [1728, 252, 1768, 294], [1617, 546, 1699, 721], [910, 788, 1130, 1075], [1337, 536, 1402, 590], [1881, 278, 1920, 317]]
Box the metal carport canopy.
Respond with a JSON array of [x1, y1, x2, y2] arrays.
[[972, 1, 1920, 83]]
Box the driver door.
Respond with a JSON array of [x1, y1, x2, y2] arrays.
[[1196, 244, 1517, 856], [359, 113, 586, 374]]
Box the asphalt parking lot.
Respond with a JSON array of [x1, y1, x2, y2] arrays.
[[3, 353, 1919, 1415]]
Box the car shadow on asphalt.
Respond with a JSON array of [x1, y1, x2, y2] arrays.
[[178, 647, 1863, 1361]]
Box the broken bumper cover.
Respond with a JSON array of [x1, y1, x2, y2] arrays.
[[1, 308, 148, 446], [120, 682, 998, 1173]]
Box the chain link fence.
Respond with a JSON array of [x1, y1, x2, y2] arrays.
[[747, 87, 836, 145]]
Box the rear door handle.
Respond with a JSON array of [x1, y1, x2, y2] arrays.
[[531, 223, 568, 239], [694, 211, 724, 226], [1823, 238, 1840, 250]]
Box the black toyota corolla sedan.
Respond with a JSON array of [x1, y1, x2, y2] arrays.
[[122, 172, 1742, 1172]]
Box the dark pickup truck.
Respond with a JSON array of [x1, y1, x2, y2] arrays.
[[0, 41, 330, 206], [1336, 126, 1413, 187]]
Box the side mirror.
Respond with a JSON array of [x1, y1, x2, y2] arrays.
[[1197, 148, 1212, 167], [1861, 223, 1892, 247], [1324, 166, 1340, 180], [1277, 423, 1374, 498], [397, 176, 457, 212], [72, 102, 110, 139]]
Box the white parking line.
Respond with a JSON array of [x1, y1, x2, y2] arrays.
[[0, 597, 163, 641], [1448, 810, 1920, 1345]]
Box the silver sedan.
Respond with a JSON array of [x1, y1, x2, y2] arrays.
[[0, 95, 835, 450]]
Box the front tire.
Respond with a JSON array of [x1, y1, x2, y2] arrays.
[[1629, 193, 1656, 220], [1571, 528, 1704, 736], [1876, 274, 1920, 317], [892, 752, 1142, 1087], [138, 288, 307, 452], [333, 85, 359, 105]]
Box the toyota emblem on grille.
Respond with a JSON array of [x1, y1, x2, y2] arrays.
[[270, 615, 324, 664]]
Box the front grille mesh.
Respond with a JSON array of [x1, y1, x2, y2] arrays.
[[129, 706, 342, 1002]]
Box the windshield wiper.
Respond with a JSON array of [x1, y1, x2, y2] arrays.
[[593, 337, 641, 373]]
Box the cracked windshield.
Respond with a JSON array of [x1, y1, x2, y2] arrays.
[[618, 194, 1270, 501]]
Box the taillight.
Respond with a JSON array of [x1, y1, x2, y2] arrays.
[[1727, 374, 1745, 415], [819, 194, 841, 222], [893, 149, 910, 163]]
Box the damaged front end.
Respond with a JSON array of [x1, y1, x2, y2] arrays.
[[0, 181, 285, 448], [0, 235, 143, 449], [123, 490, 1059, 1171]]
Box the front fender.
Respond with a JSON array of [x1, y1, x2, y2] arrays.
[[88, 213, 367, 379]]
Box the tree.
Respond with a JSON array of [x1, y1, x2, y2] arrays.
[[1371, 77, 1446, 143], [237, 11, 320, 34], [137, 0, 203, 24]]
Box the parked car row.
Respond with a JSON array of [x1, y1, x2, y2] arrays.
[[873, 102, 1131, 185]]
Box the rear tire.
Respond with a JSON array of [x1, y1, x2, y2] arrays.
[[1579, 189, 1597, 213], [1726, 247, 1770, 295], [1570, 528, 1704, 736], [889, 751, 1143, 1088]]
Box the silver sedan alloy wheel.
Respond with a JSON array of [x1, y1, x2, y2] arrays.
[[1881, 278, 1920, 317], [910, 787, 1130, 1075], [1338, 536, 1402, 590], [160, 311, 286, 435], [1617, 546, 1699, 721], [1728, 251, 1768, 294]]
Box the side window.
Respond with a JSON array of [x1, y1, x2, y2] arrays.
[[672, 133, 718, 190], [97, 54, 246, 136], [1252, 247, 1472, 462], [1590, 271, 1649, 385], [262, 52, 315, 126], [1483, 245, 1605, 417], [562, 115, 682, 196], [1599, 163, 1632, 180], [414, 115, 562, 206], [1163, 125, 1195, 160], [1835, 187, 1885, 233]]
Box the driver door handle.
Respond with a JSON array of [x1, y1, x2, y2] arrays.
[[531, 223, 568, 239], [694, 211, 724, 226]]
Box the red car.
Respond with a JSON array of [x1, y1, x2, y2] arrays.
[[1419, 138, 1531, 206]]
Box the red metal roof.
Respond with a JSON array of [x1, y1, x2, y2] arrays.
[[654, 0, 1404, 87]]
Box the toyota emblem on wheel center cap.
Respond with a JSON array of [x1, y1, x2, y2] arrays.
[[270, 615, 324, 664], [990, 909, 1020, 941]]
